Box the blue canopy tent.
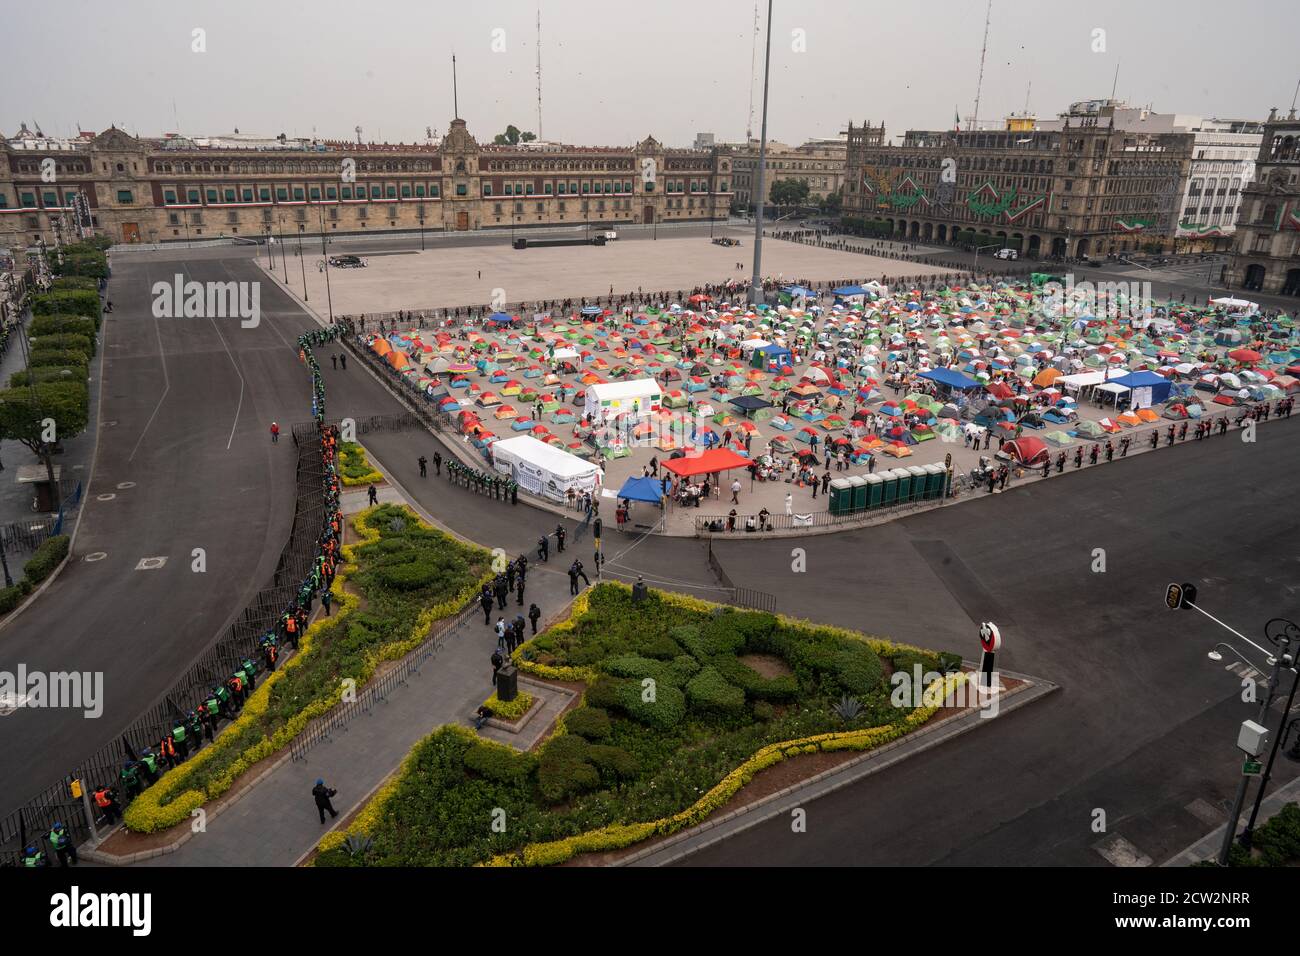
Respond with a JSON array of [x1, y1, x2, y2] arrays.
[[616, 476, 664, 506], [580, 305, 604, 317], [779, 285, 816, 307], [487, 312, 515, 327], [918, 368, 983, 392], [1108, 370, 1172, 409]]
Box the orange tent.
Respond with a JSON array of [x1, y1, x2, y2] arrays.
[[372, 339, 393, 357], [1032, 368, 1063, 388], [386, 350, 410, 371]]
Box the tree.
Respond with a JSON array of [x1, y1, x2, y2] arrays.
[[493, 125, 536, 145], [819, 188, 843, 214], [769, 178, 811, 207], [0, 381, 89, 509]]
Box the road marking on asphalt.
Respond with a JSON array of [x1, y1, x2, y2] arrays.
[[128, 262, 172, 463], [0, 693, 30, 716], [1092, 834, 1153, 867], [135, 556, 168, 570], [1186, 798, 1225, 827], [96, 493, 116, 501], [116, 482, 136, 489], [84, 552, 107, 562]]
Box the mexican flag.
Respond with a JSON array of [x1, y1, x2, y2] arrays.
[[1177, 222, 1224, 238], [954, 107, 961, 132], [1115, 218, 1154, 233]]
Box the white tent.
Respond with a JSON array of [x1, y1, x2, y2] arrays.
[[1209, 297, 1259, 311], [1056, 371, 1108, 391], [491, 435, 600, 502], [584, 378, 662, 423], [551, 346, 580, 362]]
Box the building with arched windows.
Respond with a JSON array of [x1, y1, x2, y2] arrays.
[[842, 101, 1196, 260], [1225, 109, 1300, 296], [0, 119, 732, 248]]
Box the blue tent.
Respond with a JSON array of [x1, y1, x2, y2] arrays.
[[919, 368, 982, 391], [616, 476, 664, 504], [833, 285, 868, 296], [783, 285, 816, 298], [487, 312, 514, 325], [1109, 370, 1172, 406], [580, 305, 604, 316], [752, 343, 793, 370]]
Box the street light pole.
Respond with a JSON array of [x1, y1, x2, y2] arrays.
[[1240, 620, 1299, 847], [278, 216, 288, 273], [318, 206, 334, 323], [297, 224, 308, 301], [748, 0, 775, 306], [266, 226, 274, 271]]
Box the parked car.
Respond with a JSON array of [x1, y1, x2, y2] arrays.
[[993, 248, 1019, 260], [329, 255, 366, 268]]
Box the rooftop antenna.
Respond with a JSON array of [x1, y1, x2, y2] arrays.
[[536, 3, 543, 140], [355, 125, 362, 145], [1023, 79, 1031, 115], [746, 3, 759, 141], [1110, 60, 1120, 101], [1290, 76, 1299, 113], [452, 53, 460, 120], [971, 0, 992, 131]]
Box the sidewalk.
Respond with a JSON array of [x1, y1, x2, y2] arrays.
[[1162, 774, 1300, 867], [0, 304, 102, 576], [120, 507, 575, 867]]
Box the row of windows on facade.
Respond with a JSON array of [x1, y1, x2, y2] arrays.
[[149, 179, 724, 205]]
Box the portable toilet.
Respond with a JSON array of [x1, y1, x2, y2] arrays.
[[879, 468, 899, 506], [828, 477, 853, 516], [906, 465, 928, 502], [847, 474, 868, 512], [923, 462, 946, 499], [890, 467, 912, 503], [864, 473, 884, 509]]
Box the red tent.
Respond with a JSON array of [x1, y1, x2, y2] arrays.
[[1004, 436, 1049, 466], [660, 448, 751, 478]]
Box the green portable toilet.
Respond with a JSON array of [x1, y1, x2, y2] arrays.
[[847, 474, 868, 512], [879, 469, 899, 506], [891, 467, 912, 503], [828, 477, 853, 515], [906, 465, 928, 502], [923, 463, 946, 499], [865, 473, 884, 509]]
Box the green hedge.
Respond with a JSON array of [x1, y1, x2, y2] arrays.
[[24, 535, 70, 588], [10, 367, 88, 388], [30, 314, 97, 340], [31, 332, 95, 358], [463, 742, 536, 786], [685, 666, 746, 715], [563, 706, 611, 740], [32, 290, 101, 327], [49, 276, 98, 292], [28, 349, 89, 374]]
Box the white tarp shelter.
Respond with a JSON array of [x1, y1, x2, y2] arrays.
[[584, 378, 662, 423], [1057, 371, 1107, 391], [491, 435, 601, 502], [551, 347, 580, 362]]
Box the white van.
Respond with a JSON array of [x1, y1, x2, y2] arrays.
[[600, 230, 618, 241], [993, 248, 1018, 260]]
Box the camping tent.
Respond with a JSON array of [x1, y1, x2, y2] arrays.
[[1108, 370, 1172, 409], [751, 343, 793, 370], [490, 435, 601, 502], [1003, 436, 1049, 466], [584, 378, 662, 423]]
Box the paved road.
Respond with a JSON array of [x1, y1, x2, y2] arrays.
[[0, 253, 318, 819]]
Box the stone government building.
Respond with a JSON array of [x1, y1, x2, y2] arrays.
[[842, 100, 1196, 260], [0, 118, 732, 247], [1225, 109, 1300, 296]]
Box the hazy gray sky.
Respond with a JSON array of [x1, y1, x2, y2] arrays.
[[3, 0, 1296, 147]]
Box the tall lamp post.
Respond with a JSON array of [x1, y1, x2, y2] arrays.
[[972, 241, 1001, 276], [277, 215, 288, 273], [265, 226, 275, 271], [297, 224, 308, 301], [748, 0, 774, 306], [318, 206, 334, 323]]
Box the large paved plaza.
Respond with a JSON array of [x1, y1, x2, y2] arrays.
[[278, 231, 962, 315]]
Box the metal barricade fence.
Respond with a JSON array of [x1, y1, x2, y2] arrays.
[[289, 599, 479, 761], [0, 431, 330, 866]]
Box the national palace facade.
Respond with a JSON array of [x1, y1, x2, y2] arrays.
[[0, 119, 733, 248]]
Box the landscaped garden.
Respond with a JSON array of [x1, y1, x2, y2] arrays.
[[314, 582, 965, 866], [124, 503, 490, 832], [340, 441, 384, 485]]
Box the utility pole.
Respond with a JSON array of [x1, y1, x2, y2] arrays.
[[748, 0, 774, 306], [297, 224, 308, 301], [318, 206, 334, 322]]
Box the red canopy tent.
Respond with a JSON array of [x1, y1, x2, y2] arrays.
[[660, 448, 751, 478]]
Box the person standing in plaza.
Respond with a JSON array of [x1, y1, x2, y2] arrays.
[[313, 779, 339, 824]]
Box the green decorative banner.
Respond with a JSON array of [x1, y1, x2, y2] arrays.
[[1115, 218, 1155, 233]]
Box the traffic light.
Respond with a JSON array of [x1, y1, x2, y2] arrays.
[[1164, 582, 1197, 610]]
